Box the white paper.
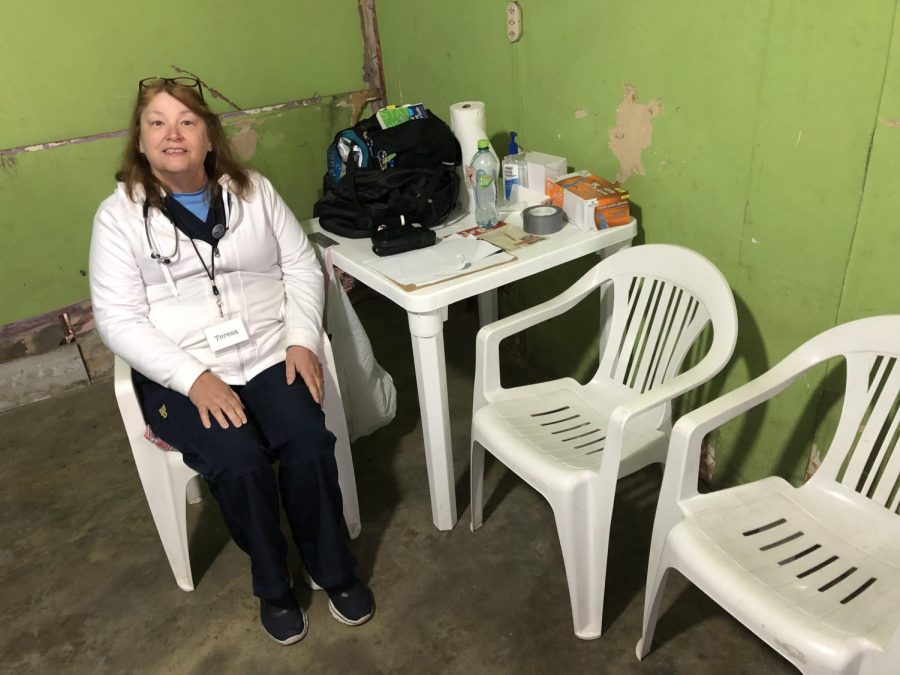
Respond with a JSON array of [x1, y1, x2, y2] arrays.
[[366, 237, 511, 287]]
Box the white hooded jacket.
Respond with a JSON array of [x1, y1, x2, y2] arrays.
[[89, 172, 323, 396]]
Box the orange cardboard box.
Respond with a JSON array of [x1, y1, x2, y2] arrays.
[[546, 171, 630, 230]]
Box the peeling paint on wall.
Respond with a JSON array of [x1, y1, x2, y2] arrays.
[[229, 119, 262, 161], [700, 435, 717, 484], [0, 89, 378, 159], [343, 89, 378, 124], [357, 0, 387, 111], [0, 130, 126, 158], [0, 300, 92, 362], [171, 65, 243, 111], [804, 443, 821, 480], [608, 83, 662, 184]]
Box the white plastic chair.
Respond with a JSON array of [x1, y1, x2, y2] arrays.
[[636, 315, 900, 674], [470, 243, 738, 639], [113, 336, 361, 592]]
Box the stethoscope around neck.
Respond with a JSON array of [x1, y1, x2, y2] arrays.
[[143, 187, 232, 264]]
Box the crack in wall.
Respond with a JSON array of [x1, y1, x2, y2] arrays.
[[357, 0, 386, 111], [169, 65, 243, 111], [0, 89, 379, 158], [834, 0, 898, 325]]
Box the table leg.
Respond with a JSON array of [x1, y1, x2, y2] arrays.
[[477, 289, 499, 327], [408, 309, 458, 530]]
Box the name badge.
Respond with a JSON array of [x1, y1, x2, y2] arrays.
[[203, 316, 250, 352]]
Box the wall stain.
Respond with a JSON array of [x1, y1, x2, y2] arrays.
[[608, 83, 662, 184], [0, 299, 93, 362], [700, 434, 717, 483], [878, 117, 900, 127], [342, 89, 378, 125], [326, 96, 340, 135], [1, 155, 18, 175], [228, 119, 262, 161], [804, 443, 821, 480]]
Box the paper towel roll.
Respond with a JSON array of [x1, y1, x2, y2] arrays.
[[450, 101, 499, 212]]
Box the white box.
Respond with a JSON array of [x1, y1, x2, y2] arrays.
[[546, 171, 631, 232], [524, 151, 566, 192]]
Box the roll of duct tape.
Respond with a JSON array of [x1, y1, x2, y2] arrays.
[[523, 205, 564, 234]]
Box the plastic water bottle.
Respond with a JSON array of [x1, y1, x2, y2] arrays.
[[472, 139, 499, 228], [501, 131, 528, 200]]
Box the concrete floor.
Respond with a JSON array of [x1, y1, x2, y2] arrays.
[[0, 294, 794, 674]]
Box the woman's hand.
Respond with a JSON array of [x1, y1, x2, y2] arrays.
[[286, 345, 323, 405], [188, 371, 247, 429]]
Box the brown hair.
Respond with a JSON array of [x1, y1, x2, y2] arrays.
[[115, 81, 251, 209]]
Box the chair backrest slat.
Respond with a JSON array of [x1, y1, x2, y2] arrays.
[[661, 298, 707, 386], [602, 274, 709, 395], [645, 286, 688, 392], [829, 354, 900, 510], [872, 409, 900, 511], [610, 277, 658, 384], [630, 282, 675, 393], [859, 362, 900, 494]]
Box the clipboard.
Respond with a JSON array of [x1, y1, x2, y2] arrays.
[[392, 252, 516, 291], [364, 237, 517, 290]]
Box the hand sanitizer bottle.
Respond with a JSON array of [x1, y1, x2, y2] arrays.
[[501, 131, 528, 201]]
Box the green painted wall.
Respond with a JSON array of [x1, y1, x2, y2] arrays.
[[3, 0, 897, 486], [0, 0, 364, 325], [377, 0, 900, 485]]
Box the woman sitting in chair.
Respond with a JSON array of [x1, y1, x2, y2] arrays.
[[89, 77, 373, 645]]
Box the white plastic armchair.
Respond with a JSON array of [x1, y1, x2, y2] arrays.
[[636, 315, 900, 674], [470, 243, 738, 639], [113, 336, 361, 592]]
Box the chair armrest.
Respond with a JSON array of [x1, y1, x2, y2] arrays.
[[660, 316, 900, 500], [473, 264, 609, 409], [606, 343, 733, 440], [662, 349, 825, 501], [599, 313, 737, 469]]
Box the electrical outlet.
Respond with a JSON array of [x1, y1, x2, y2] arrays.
[[506, 2, 522, 42]]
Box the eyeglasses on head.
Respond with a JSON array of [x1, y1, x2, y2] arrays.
[[138, 76, 204, 101]]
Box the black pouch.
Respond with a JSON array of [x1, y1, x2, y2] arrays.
[[371, 226, 436, 257]]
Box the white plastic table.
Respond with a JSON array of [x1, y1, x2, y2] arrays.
[[305, 215, 638, 530]]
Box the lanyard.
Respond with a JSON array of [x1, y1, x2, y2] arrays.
[[188, 238, 224, 318]]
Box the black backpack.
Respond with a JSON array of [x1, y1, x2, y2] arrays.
[[313, 110, 462, 238]]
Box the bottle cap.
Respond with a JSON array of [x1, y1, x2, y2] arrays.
[[477, 139, 490, 150], [508, 131, 519, 154]]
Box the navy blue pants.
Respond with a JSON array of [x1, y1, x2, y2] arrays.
[[134, 362, 356, 600]]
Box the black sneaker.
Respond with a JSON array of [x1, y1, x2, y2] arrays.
[[327, 578, 375, 626], [260, 596, 308, 645]]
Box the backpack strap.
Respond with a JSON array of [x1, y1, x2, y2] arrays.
[[344, 156, 360, 205], [412, 164, 454, 226]]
